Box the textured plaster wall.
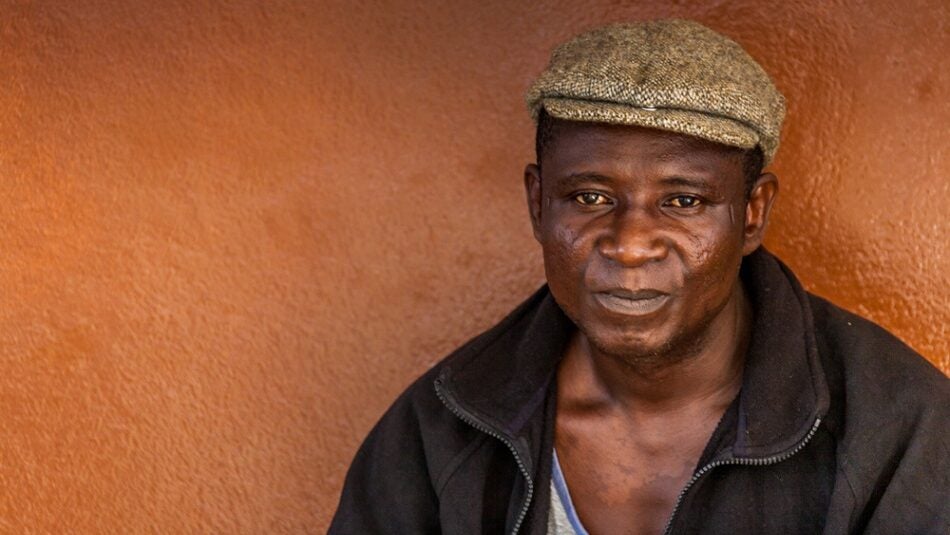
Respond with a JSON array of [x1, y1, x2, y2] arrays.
[[1, 0, 946, 532]]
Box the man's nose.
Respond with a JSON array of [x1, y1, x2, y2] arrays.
[[596, 204, 669, 267]]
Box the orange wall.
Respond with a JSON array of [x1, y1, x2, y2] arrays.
[[2, 0, 947, 531]]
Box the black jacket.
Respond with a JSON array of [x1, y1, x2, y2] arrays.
[[329, 250, 950, 534]]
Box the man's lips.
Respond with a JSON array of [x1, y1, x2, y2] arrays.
[[591, 288, 671, 316]]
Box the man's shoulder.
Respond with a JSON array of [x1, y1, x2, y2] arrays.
[[433, 286, 553, 375], [374, 286, 553, 427], [806, 291, 949, 470], [342, 288, 554, 495], [807, 292, 948, 401], [805, 293, 950, 530]]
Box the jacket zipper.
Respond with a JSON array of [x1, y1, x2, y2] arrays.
[[661, 417, 823, 535], [434, 378, 534, 535]]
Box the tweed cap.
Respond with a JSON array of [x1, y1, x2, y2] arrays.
[[526, 20, 786, 163]]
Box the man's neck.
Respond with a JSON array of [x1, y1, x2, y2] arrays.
[[558, 284, 752, 416]]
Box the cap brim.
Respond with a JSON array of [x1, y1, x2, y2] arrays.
[[541, 97, 761, 155]]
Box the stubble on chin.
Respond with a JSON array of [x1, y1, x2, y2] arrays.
[[585, 319, 715, 375]]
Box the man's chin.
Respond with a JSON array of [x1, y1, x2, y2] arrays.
[[587, 332, 674, 366], [584, 326, 704, 371]]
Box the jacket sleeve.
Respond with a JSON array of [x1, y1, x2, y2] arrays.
[[328, 387, 441, 534]]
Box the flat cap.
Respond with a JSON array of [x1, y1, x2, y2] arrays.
[[526, 20, 786, 163]]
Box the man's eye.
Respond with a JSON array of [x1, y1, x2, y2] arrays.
[[666, 195, 702, 208], [574, 192, 611, 206]]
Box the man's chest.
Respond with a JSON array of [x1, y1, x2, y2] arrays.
[[553, 411, 719, 535]]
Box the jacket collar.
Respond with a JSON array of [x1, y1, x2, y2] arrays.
[[436, 288, 571, 443], [733, 248, 829, 458], [437, 248, 829, 463]]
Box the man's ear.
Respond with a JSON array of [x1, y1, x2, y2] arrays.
[[524, 163, 544, 242], [742, 172, 779, 255]]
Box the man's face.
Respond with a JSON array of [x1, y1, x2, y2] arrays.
[[524, 122, 776, 362]]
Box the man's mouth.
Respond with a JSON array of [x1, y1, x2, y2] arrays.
[[592, 289, 670, 316]]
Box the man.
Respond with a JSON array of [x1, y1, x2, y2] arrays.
[[330, 20, 949, 534]]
